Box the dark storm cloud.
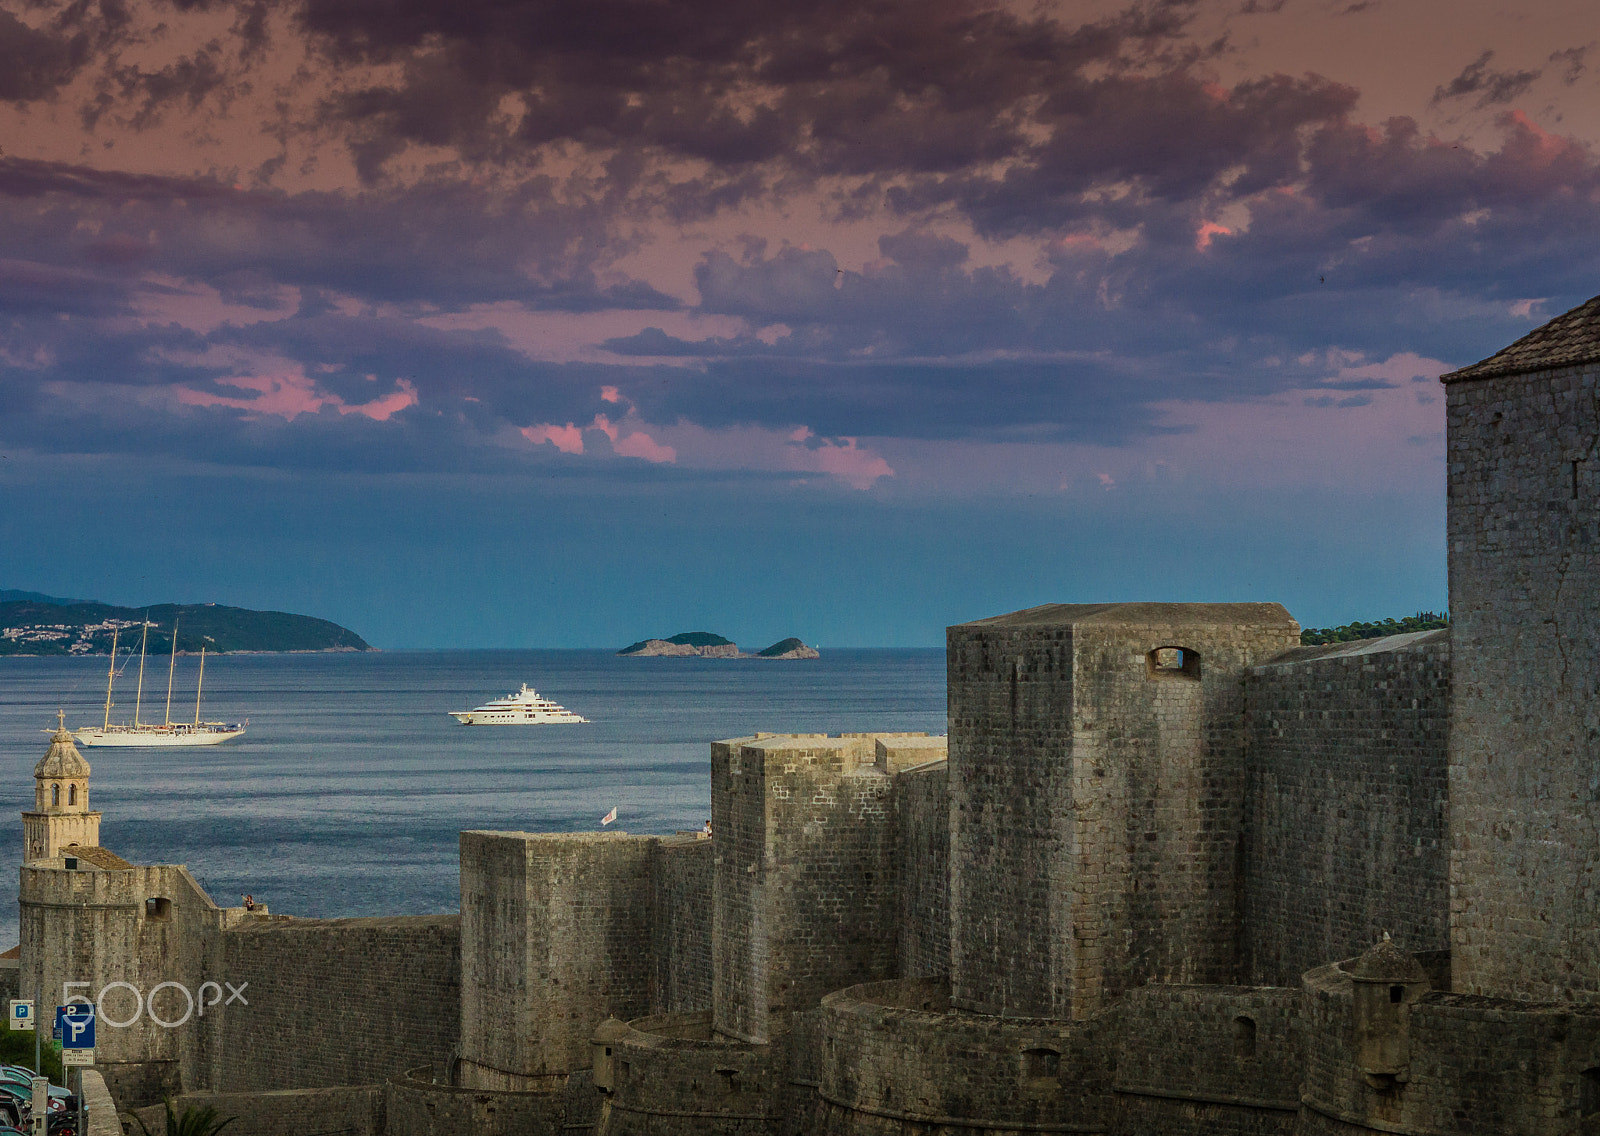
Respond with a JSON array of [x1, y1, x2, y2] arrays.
[[6, 0, 1600, 479], [1432, 51, 1541, 109], [0, 1, 126, 104], [297, 0, 1202, 188], [0, 157, 678, 310], [0, 257, 133, 315], [1549, 46, 1589, 86], [629, 356, 1188, 445]]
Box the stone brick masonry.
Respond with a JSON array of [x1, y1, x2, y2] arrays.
[[1243, 630, 1451, 987], [1445, 359, 1600, 1004]]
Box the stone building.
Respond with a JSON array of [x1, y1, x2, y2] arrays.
[[21, 295, 1600, 1135], [22, 715, 99, 864]]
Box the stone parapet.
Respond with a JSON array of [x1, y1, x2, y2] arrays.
[[1301, 951, 1600, 1135], [384, 1066, 569, 1136], [1111, 985, 1301, 1136], [127, 1086, 384, 1136], [814, 977, 1111, 1135], [598, 1011, 777, 1136]]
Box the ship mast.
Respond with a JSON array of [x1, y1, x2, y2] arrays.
[[102, 627, 119, 731], [133, 620, 149, 728], [193, 637, 212, 726], [164, 619, 179, 726]]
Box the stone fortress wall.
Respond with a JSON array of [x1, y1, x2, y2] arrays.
[[26, 298, 1600, 1135], [1241, 629, 1452, 987]]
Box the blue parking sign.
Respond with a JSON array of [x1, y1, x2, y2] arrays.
[[55, 1005, 94, 1049]]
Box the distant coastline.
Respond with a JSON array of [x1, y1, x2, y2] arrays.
[[0, 596, 373, 656], [618, 631, 819, 659]]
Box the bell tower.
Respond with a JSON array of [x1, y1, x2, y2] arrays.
[[21, 712, 101, 863]]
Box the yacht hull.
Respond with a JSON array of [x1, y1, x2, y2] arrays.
[[449, 683, 588, 724], [449, 711, 587, 725], [75, 726, 245, 747]]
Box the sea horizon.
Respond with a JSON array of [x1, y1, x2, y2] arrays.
[[0, 647, 947, 947]]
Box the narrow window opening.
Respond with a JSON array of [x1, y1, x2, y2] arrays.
[[50, 785, 59, 807], [67, 785, 76, 807], [1022, 1048, 1061, 1079], [1582, 1068, 1600, 1117], [145, 897, 171, 921], [1146, 646, 1202, 680], [716, 1069, 739, 1094], [1389, 984, 1404, 1004], [618, 1060, 630, 1081], [1574, 460, 1582, 500], [1233, 1016, 1257, 1058]]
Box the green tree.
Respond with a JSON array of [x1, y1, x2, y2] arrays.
[[1300, 611, 1449, 646], [0, 1023, 61, 1082]]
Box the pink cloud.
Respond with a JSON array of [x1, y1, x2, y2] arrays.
[[600, 385, 623, 403], [613, 430, 677, 463], [790, 432, 902, 489], [175, 373, 418, 421], [1194, 221, 1232, 251], [354, 380, 418, 421], [589, 413, 676, 463], [522, 423, 585, 453]]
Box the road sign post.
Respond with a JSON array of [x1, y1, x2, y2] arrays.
[[11, 998, 37, 1077], [9, 1000, 33, 1031], [55, 1005, 93, 1071]]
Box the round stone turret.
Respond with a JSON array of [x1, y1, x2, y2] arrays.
[[1350, 934, 1431, 1082], [22, 719, 101, 863], [592, 1017, 630, 1093], [1350, 933, 1429, 985]]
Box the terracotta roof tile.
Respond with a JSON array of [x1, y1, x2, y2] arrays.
[[1442, 294, 1600, 382]]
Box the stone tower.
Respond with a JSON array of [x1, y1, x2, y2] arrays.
[[1443, 294, 1600, 1003], [945, 602, 1300, 1021], [21, 716, 100, 863]]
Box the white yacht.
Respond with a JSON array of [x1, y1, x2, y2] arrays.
[[450, 684, 589, 725]]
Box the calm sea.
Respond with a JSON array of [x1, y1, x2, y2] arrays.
[[0, 649, 946, 947]]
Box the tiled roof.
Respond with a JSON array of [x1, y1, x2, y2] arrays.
[[1442, 294, 1600, 382], [65, 846, 133, 870]]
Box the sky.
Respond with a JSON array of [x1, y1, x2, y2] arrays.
[[1, 0, 1596, 648]]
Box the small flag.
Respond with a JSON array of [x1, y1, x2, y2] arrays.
[[601, 806, 617, 826]]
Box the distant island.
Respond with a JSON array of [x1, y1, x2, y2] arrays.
[[0, 596, 373, 655], [618, 631, 819, 659], [756, 637, 821, 659]]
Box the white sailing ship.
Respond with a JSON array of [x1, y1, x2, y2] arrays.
[[449, 684, 589, 725], [74, 622, 246, 747]]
